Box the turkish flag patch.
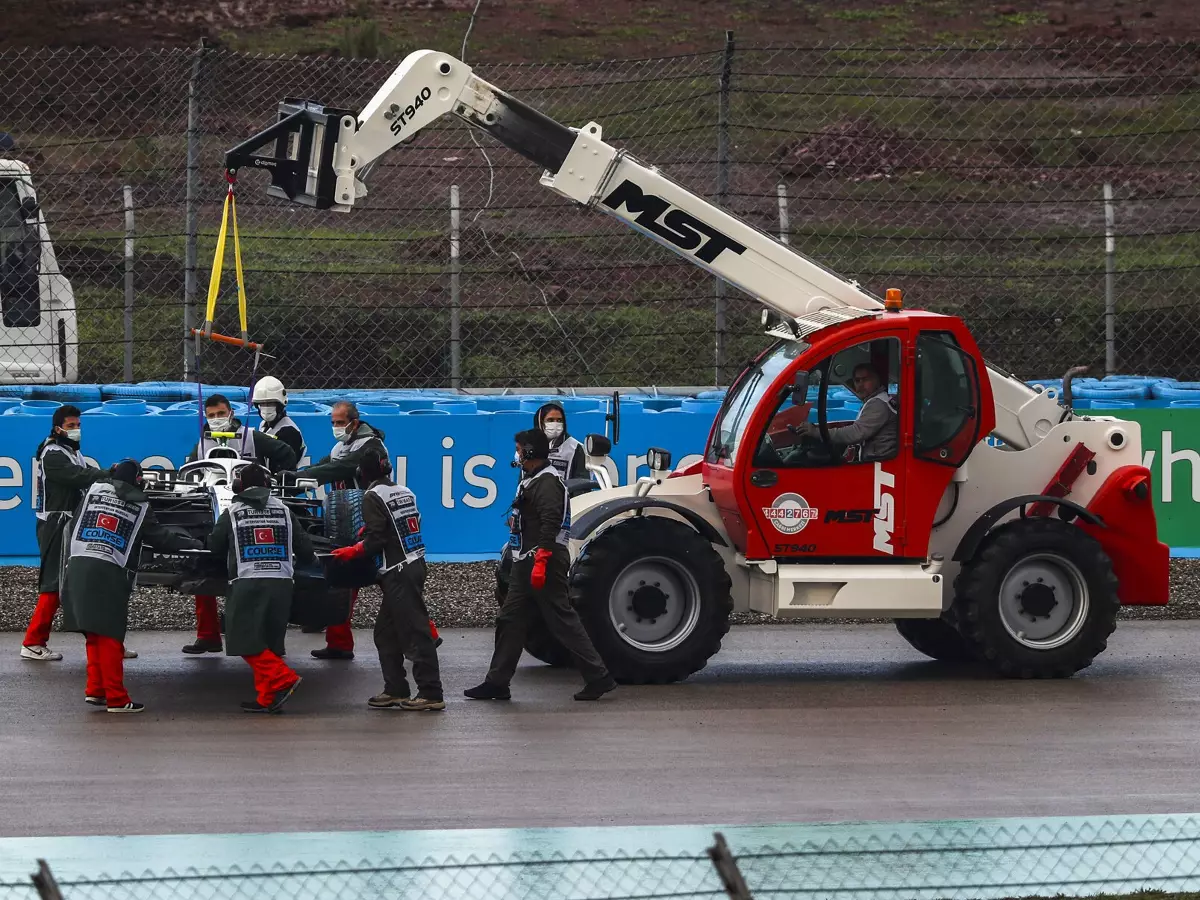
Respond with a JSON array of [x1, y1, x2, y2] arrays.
[[406, 516, 420, 533], [96, 513, 119, 532], [253, 527, 276, 544]]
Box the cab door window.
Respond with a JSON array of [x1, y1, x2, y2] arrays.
[[914, 330, 981, 467], [753, 338, 901, 468]]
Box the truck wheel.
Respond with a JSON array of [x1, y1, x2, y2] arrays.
[[494, 550, 572, 668], [569, 516, 732, 684], [954, 518, 1119, 678], [893, 616, 976, 663]]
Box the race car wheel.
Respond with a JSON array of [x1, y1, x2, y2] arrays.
[[569, 516, 732, 684], [322, 489, 379, 589], [955, 517, 1119, 678], [494, 546, 572, 668], [324, 489, 365, 546], [893, 616, 976, 663]]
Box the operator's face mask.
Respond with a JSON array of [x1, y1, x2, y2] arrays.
[[333, 424, 353, 443], [258, 404, 279, 424], [543, 421, 564, 440], [61, 427, 81, 443], [207, 414, 232, 432]]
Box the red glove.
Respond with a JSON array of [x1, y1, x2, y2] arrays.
[[530, 548, 553, 590], [331, 542, 366, 562]]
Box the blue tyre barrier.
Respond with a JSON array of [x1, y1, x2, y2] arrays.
[[357, 402, 400, 415], [1089, 399, 1135, 409], [696, 389, 727, 400], [1071, 384, 1148, 400], [0, 385, 31, 399], [407, 408, 450, 416], [680, 398, 723, 416], [1152, 382, 1200, 401], [435, 400, 479, 415], [475, 397, 525, 412], [28, 384, 103, 402], [155, 407, 198, 417], [102, 399, 159, 416], [1169, 399, 1200, 408]]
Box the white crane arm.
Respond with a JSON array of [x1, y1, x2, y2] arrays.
[[226, 48, 1064, 449]]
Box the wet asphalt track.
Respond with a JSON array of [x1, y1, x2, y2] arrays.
[[1, 622, 1197, 837]]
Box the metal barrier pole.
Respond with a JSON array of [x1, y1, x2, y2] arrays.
[[123, 185, 135, 382], [450, 184, 462, 390], [1104, 182, 1116, 376], [30, 860, 63, 900], [182, 39, 206, 380], [777, 183, 789, 245], [714, 30, 734, 386]]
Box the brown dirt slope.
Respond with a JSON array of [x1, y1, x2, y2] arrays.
[[5, 0, 1200, 57]]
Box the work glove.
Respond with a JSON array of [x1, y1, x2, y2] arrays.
[[530, 548, 553, 590], [331, 542, 366, 562]]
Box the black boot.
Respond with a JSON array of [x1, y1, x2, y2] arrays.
[[463, 681, 511, 701], [574, 676, 617, 701]]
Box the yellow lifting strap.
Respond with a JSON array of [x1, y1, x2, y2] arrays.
[[201, 171, 253, 346]]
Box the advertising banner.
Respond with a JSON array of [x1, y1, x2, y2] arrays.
[[0, 406, 1194, 562]]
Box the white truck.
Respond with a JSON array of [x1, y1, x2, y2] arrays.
[[226, 50, 1170, 683], [0, 157, 77, 384]]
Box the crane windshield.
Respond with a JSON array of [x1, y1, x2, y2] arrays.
[[707, 339, 808, 466]]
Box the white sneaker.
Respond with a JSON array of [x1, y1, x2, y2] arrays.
[[21, 645, 63, 661], [123, 649, 138, 659], [107, 702, 144, 714]]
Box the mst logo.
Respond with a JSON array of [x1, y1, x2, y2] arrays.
[[824, 508, 878, 524], [601, 180, 748, 264], [763, 493, 818, 535], [873, 463, 896, 554]]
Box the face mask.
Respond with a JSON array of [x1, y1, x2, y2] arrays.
[[207, 416, 231, 432], [333, 426, 350, 443], [259, 405, 279, 424], [62, 428, 81, 443], [543, 422, 564, 440], [511, 450, 523, 468]]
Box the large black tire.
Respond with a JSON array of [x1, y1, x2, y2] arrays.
[[568, 516, 732, 684], [894, 616, 977, 663], [954, 518, 1119, 679], [494, 546, 573, 668]]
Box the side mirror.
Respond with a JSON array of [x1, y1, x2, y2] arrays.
[[604, 390, 620, 445], [787, 371, 810, 405], [19, 197, 39, 221], [585, 433, 611, 457], [647, 447, 672, 475]]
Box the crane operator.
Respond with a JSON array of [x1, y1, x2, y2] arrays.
[[793, 364, 898, 464]]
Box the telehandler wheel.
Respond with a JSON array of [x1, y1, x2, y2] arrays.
[[568, 516, 733, 684], [893, 616, 977, 663], [494, 548, 572, 668], [954, 517, 1119, 679]]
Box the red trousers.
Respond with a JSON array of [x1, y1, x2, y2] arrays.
[[244, 649, 298, 707], [24, 591, 59, 647], [84, 633, 132, 708], [323, 591, 439, 651], [195, 595, 221, 643]]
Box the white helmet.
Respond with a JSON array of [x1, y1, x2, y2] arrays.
[[252, 376, 287, 406]]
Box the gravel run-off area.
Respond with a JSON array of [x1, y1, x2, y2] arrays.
[[2, 560, 1198, 632]]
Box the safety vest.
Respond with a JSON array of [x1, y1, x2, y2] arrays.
[[507, 466, 570, 561], [330, 431, 388, 488], [368, 483, 426, 573], [34, 441, 90, 521], [842, 391, 900, 464], [68, 482, 148, 569], [229, 495, 294, 580], [260, 414, 307, 460], [547, 435, 583, 480], [199, 424, 256, 460]]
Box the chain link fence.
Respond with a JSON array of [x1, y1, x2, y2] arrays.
[[8, 816, 1200, 900], [1, 41, 1197, 390]]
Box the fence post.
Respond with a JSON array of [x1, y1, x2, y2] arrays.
[[777, 183, 789, 244], [123, 185, 135, 383], [714, 30, 734, 386], [707, 832, 754, 900], [30, 860, 64, 900], [182, 39, 206, 380], [1104, 182, 1116, 376], [450, 184, 462, 390]]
